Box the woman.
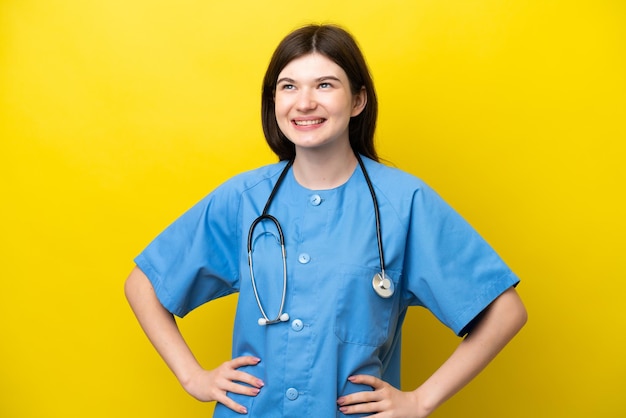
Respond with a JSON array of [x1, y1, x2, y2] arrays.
[[125, 24, 527, 417]]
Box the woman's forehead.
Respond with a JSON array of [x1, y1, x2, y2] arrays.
[[277, 53, 347, 82]]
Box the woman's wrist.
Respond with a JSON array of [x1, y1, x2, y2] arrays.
[[411, 386, 439, 418]]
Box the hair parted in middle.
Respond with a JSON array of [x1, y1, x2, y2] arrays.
[[261, 24, 379, 162]]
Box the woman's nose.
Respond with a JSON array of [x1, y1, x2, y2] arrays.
[[295, 89, 317, 111]]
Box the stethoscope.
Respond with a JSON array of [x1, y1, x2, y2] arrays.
[[247, 153, 394, 326]]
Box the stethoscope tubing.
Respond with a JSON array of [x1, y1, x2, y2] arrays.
[[247, 214, 288, 325], [247, 153, 388, 326], [356, 154, 386, 278]]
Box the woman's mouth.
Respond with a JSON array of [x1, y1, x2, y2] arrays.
[[293, 119, 325, 126]]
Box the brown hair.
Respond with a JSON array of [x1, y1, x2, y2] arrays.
[[261, 24, 379, 162]]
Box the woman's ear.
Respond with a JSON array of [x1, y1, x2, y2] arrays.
[[351, 86, 367, 117]]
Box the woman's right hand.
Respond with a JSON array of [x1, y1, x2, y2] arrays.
[[182, 356, 264, 415], [125, 268, 264, 414]]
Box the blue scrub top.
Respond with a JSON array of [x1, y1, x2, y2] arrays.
[[135, 156, 519, 417]]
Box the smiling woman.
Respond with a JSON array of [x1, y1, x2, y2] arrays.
[[261, 25, 379, 164], [274, 53, 367, 187], [125, 23, 526, 418]]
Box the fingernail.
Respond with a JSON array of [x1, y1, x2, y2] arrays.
[[337, 397, 344, 405], [240, 406, 248, 414], [257, 379, 265, 387], [347, 376, 356, 382]]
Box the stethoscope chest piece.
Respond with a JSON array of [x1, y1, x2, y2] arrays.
[[372, 272, 394, 298]]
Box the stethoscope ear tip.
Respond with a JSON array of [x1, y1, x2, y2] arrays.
[[258, 313, 289, 326]]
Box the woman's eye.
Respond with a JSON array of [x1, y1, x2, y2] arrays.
[[280, 84, 295, 90], [319, 82, 332, 89]]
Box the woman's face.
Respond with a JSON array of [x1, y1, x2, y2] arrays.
[[274, 53, 366, 155]]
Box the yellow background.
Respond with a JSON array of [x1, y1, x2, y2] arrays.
[[1, 0, 624, 417]]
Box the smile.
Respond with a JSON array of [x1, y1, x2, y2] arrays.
[[293, 119, 325, 126]]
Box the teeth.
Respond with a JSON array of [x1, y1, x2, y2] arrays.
[[294, 119, 323, 126]]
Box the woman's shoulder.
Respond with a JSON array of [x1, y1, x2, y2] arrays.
[[186, 161, 287, 213], [216, 160, 288, 193]]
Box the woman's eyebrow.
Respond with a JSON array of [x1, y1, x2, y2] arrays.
[[277, 75, 342, 84], [277, 77, 296, 84], [316, 75, 341, 82]]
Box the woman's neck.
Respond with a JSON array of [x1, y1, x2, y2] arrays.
[[292, 147, 357, 190]]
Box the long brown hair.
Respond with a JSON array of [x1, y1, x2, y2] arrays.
[[261, 24, 379, 162]]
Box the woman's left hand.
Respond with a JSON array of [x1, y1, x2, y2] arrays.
[[337, 375, 427, 417], [337, 289, 527, 417]]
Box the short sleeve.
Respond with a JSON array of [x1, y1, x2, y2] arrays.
[[402, 183, 519, 336], [134, 183, 242, 317]]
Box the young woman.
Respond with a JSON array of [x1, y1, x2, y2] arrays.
[[125, 24, 527, 417]]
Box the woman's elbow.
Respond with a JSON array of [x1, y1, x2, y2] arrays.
[[497, 287, 528, 337]]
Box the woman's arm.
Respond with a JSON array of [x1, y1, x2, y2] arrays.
[[338, 287, 527, 417], [124, 267, 263, 414], [411, 286, 527, 414]]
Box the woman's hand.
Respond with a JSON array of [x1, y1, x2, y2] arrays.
[[337, 288, 527, 417], [125, 268, 264, 414], [337, 375, 427, 418], [182, 356, 264, 415]]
